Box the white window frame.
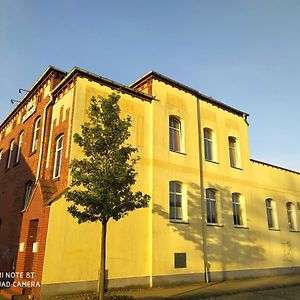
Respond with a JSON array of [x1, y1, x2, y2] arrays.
[[0, 149, 3, 163], [228, 136, 240, 168], [169, 116, 183, 153], [206, 188, 218, 224], [265, 199, 279, 229], [16, 131, 24, 163], [53, 135, 64, 178], [286, 202, 298, 231], [7, 140, 14, 168], [169, 181, 183, 221], [232, 193, 246, 227], [32, 117, 41, 152]]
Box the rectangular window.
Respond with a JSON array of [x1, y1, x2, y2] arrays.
[[206, 189, 217, 224], [229, 136, 239, 168], [174, 253, 186, 268], [204, 128, 213, 161]]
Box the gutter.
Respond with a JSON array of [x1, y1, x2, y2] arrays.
[[196, 97, 209, 283], [35, 95, 54, 182]]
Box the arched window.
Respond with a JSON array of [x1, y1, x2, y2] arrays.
[[265, 199, 278, 229], [286, 202, 298, 231], [206, 188, 217, 224], [204, 128, 217, 161], [16, 131, 24, 163], [53, 135, 64, 178], [6, 140, 14, 169], [228, 136, 240, 168], [232, 193, 245, 226], [32, 117, 41, 152], [169, 181, 183, 220], [24, 181, 33, 208], [169, 116, 182, 152]]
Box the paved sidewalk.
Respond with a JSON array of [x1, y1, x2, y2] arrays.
[[107, 273, 300, 299]]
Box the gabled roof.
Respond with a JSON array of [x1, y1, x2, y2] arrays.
[[52, 67, 154, 102], [130, 70, 249, 118], [0, 66, 67, 131]]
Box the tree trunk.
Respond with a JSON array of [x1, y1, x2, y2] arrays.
[[98, 220, 107, 300]]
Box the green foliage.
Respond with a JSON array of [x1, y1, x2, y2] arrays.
[[66, 93, 150, 224]]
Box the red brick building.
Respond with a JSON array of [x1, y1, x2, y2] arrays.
[[0, 67, 67, 297]]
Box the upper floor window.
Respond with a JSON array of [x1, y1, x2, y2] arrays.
[[32, 117, 41, 152], [53, 135, 64, 178], [204, 128, 217, 162], [24, 181, 33, 208], [286, 202, 298, 231], [0, 149, 3, 163], [232, 193, 245, 226], [6, 140, 14, 169], [16, 131, 24, 163], [169, 181, 183, 221], [228, 136, 240, 168], [169, 116, 182, 152], [206, 188, 218, 224], [265, 199, 278, 229]]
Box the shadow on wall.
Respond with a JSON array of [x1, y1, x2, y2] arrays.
[[153, 182, 266, 280], [0, 148, 35, 275]]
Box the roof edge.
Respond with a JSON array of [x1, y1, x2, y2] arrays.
[[0, 66, 67, 131], [250, 158, 300, 176], [130, 71, 249, 118], [52, 67, 154, 102]]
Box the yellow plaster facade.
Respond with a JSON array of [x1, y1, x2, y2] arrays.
[[39, 68, 300, 296]]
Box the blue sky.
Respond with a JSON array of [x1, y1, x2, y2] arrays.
[[1, 0, 300, 170]]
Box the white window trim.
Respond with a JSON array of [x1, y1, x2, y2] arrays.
[[169, 181, 188, 222], [53, 135, 64, 178], [228, 136, 241, 168], [206, 188, 219, 225], [169, 116, 185, 153], [286, 202, 298, 231], [7, 140, 14, 168], [266, 199, 279, 230], [32, 117, 41, 152], [16, 131, 24, 163]]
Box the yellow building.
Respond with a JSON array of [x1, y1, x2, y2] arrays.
[[1, 67, 299, 298]]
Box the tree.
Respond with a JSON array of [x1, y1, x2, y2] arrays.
[[66, 93, 150, 300]]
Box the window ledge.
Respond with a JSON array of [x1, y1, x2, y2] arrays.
[[234, 225, 248, 229], [205, 159, 219, 165], [231, 166, 243, 170], [289, 229, 299, 233], [207, 223, 223, 227], [268, 227, 280, 231], [169, 150, 186, 156], [29, 150, 37, 157], [170, 219, 189, 224]]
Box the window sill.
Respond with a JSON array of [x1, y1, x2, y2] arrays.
[[170, 219, 189, 224], [207, 223, 223, 227], [234, 225, 248, 229], [230, 166, 243, 170], [268, 227, 280, 231], [205, 159, 219, 165], [289, 229, 299, 233], [169, 150, 186, 156], [52, 177, 60, 181], [29, 150, 37, 157]]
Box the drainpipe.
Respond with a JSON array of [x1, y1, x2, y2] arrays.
[[196, 97, 209, 283], [36, 95, 54, 182]]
